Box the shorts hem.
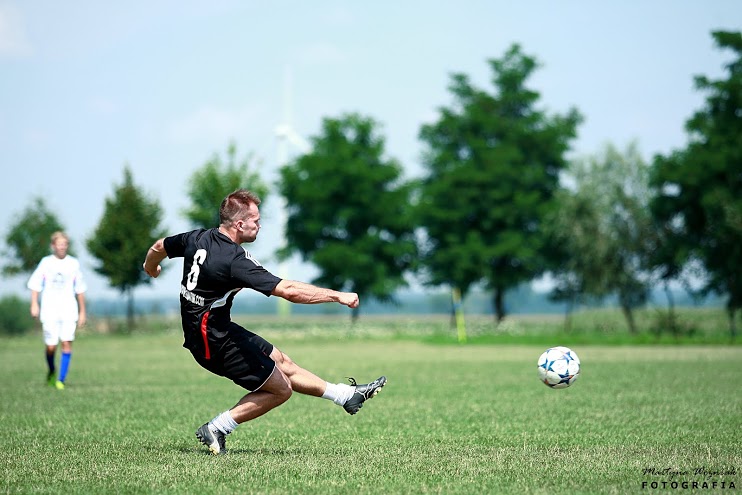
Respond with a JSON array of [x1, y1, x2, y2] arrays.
[[252, 362, 277, 392]]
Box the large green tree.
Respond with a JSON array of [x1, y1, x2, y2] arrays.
[[2, 197, 65, 276], [547, 142, 655, 334], [183, 141, 269, 229], [87, 166, 167, 330], [650, 31, 742, 337], [278, 113, 418, 320], [417, 44, 582, 322]]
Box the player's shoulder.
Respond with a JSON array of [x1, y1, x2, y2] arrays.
[[37, 254, 56, 267], [168, 227, 208, 239], [193, 228, 227, 248], [188, 228, 238, 254], [166, 228, 209, 248], [48, 255, 82, 271], [243, 250, 264, 267], [65, 255, 81, 267]]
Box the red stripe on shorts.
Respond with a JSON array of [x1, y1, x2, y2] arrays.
[[200, 312, 211, 360]]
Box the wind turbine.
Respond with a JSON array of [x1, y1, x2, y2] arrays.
[[275, 123, 311, 155], [274, 67, 311, 317]]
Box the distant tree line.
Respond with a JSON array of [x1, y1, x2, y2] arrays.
[[2, 31, 740, 336]]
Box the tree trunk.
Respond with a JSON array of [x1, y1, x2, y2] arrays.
[[564, 297, 574, 333], [493, 288, 505, 323], [663, 281, 677, 335], [728, 304, 737, 339], [620, 304, 637, 334], [126, 288, 135, 333], [449, 297, 456, 330]]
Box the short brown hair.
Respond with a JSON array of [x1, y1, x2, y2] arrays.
[[50, 231, 69, 244], [219, 189, 262, 226]]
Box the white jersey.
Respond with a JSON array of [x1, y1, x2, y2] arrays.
[[27, 254, 87, 322]]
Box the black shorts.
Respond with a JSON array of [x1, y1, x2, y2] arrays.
[[190, 321, 276, 391]]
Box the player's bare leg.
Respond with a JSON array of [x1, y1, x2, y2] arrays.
[[196, 347, 387, 455], [196, 368, 292, 455], [271, 346, 387, 415], [270, 347, 327, 396], [230, 366, 292, 423]]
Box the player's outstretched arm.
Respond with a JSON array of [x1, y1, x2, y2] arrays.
[[271, 279, 359, 308], [142, 238, 167, 278]]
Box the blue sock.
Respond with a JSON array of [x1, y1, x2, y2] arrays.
[[46, 352, 55, 374], [59, 352, 72, 382]]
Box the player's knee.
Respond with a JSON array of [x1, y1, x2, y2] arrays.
[[274, 377, 293, 404], [282, 354, 297, 373], [274, 350, 299, 375], [279, 386, 292, 404]]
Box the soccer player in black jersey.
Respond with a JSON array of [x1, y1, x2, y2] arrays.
[[142, 189, 386, 455]]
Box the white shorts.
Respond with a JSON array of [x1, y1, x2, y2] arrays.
[[42, 320, 77, 346]]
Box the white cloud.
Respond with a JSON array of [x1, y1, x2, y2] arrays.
[[0, 2, 32, 57], [531, 273, 556, 293]]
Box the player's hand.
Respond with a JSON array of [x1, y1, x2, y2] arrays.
[[30, 301, 40, 319], [143, 262, 161, 278], [339, 292, 360, 309]]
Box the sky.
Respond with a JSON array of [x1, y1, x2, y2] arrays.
[[1, 1, 740, 301]]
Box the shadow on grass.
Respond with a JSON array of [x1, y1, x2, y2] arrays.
[[177, 446, 306, 456]]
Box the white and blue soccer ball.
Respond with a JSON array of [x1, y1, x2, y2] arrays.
[[537, 346, 580, 389]]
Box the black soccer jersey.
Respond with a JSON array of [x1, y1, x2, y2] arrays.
[[163, 228, 281, 354]]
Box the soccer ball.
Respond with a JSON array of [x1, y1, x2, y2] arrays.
[[537, 346, 580, 389]]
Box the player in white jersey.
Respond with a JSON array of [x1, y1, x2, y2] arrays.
[[27, 231, 87, 390]]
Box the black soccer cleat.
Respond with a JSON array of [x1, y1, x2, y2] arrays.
[[195, 423, 226, 455], [342, 376, 387, 415]]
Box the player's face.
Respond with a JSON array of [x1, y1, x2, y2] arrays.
[[51, 238, 69, 259], [237, 203, 261, 243]]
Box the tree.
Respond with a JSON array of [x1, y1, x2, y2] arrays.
[[650, 31, 742, 337], [547, 142, 655, 334], [87, 166, 167, 330], [278, 113, 418, 320], [417, 44, 582, 323], [183, 141, 269, 229], [2, 197, 65, 276], [544, 191, 601, 331], [0, 294, 36, 335]]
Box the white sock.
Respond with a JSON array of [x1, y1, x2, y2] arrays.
[[322, 381, 356, 406], [209, 410, 239, 435]]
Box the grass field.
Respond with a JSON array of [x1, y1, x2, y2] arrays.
[[1, 316, 740, 494]]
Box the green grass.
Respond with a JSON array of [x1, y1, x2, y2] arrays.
[[1, 321, 740, 494]]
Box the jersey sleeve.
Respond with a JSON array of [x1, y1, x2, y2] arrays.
[[72, 258, 87, 294], [230, 251, 281, 297], [26, 258, 47, 292], [164, 230, 202, 259]]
